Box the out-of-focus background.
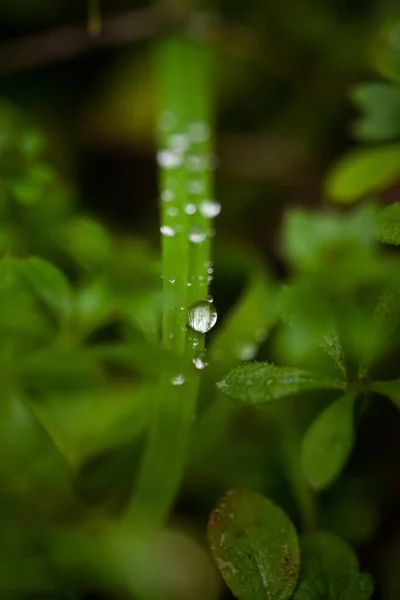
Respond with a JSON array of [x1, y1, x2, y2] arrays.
[[2, 2, 400, 599]]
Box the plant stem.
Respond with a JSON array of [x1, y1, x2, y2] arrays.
[[127, 36, 214, 529]]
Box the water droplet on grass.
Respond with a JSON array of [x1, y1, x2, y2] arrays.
[[189, 122, 210, 143], [169, 277, 176, 283], [187, 300, 217, 333], [157, 150, 181, 168], [200, 200, 221, 218], [185, 203, 197, 215], [193, 352, 209, 370], [160, 225, 175, 237], [161, 190, 174, 202], [189, 227, 207, 243], [171, 374, 185, 386]]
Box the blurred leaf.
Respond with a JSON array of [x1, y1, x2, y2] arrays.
[[325, 144, 400, 203], [301, 392, 356, 490], [207, 488, 300, 600], [217, 362, 345, 404], [377, 202, 400, 245], [371, 17, 400, 84], [293, 532, 374, 600], [351, 83, 400, 141], [209, 273, 277, 376], [74, 278, 115, 339], [19, 347, 99, 392], [58, 216, 113, 273], [370, 379, 400, 409], [92, 342, 184, 378], [21, 256, 73, 321]]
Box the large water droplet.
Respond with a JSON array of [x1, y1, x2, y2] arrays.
[[189, 227, 207, 243], [171, 374, 185, 386], [193, 352, 209, 370], [187, 300, 217, 333], [160, 225, 175, 237], [200, 200, 221, 218]]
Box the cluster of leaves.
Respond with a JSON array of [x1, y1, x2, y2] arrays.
[[207, 488, 373, 600], [326, 17, 400, 204]]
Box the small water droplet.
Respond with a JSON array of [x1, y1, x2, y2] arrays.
[[187, 281, 192, 287], [169, 332, 174, 340], [200, 200, 221, 218], [193, 352, 209, 370], [171, 374, 185, 386], [207, 267, 214, 274], [166, 206, 178, 217], [157, 150, 181, 168], [188, 180, 204, 194], [189, 227, 207, 243], [185, 203, 197, 215], [169, 276, 176, 283], [170, 133, 188, 153], [161, 190, 174, 202], [237, 343, 257, 361], [186, 155, 202, 171], [189, 122, 211, 143], [207, 295, 214, 303], [208, 275, 213, 282], [160, 225, 175, 237], [187, 300, 217, 333]]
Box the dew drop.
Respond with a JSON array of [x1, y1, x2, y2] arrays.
[[207, 295, 214, 303], [187, 300, 217, 333], [166, 206, 178, 217], [188, 180, 204, 194], [160, 225, 175, 237], [187, 281, 192, 287], [189, 227, 207, 244], [171, 374, 185, 386], [189, 122, 211, 143], [237, 343, 257, 361], [170, 133, 188, 153], [157, 150, 181, 168], [193, 352, 209, 370], [185, 203, 197, 215], [200, 200, 221, 218], [161, 190, 174, 202], [169, 276, 176, 283]]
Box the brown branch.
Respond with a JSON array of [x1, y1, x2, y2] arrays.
[[0, 6, 300, 82]]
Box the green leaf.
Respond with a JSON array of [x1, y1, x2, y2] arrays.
[[325, 144, 400, 203], [351, 83, 400, 142], [217, 362, 345, 404], [21, 257, 73, 320], [377, 202, 400, 245], [301, 392, 356, 490], [58, 216, 113, 272], [207, 488, 300, 600], [370, 379, 400, 409], [371, 17, 400, 84], [209, 274, 277, 375], [293, 532, 374, 600]]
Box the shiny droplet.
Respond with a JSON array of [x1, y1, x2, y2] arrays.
[[160, 225, 175, 237], [169, 276, 176, 283], [200, 200, 221, 218], [171, 374, 185, 386], [189, 227, 207, 243], [157, 150, 181, 168], [193, 352, 209, 370], [185, 203, 197, 215], [187, 300, 217, 334]]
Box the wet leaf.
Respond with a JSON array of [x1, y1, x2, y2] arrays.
[[293, 532, 374, 600], [301, 392, 356, 490], [217, 362, 345, 404], [207, 488, 300, 600], [325, 144, 400, 203]]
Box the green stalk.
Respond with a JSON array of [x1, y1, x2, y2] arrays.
[[127, 36, 215, 529]]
